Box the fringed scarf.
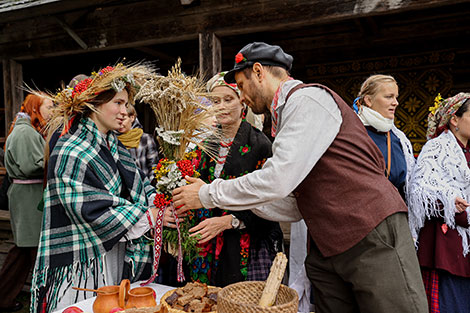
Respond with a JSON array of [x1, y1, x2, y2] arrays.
[[408, 131, 470, 255], [32, 118, 155, 313]]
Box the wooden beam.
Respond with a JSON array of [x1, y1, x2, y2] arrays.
[[199, 33, 221, 80], [1, 0, 470, 60], [2, 60, 23, 135], [134, 46, 175, 63], [0, 0, 117, 23], [53, 16, 88, 49]]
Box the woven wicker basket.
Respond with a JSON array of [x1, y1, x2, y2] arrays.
[[217, 281, 298, 313], [160, 289, 217, 313]]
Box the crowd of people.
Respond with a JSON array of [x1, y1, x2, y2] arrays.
[[0, 42, 468, 313]]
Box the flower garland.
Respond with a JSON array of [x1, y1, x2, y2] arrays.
[[428, 93, 443, 116], [427, 92, 470, 139], [40, 62, 156, 138]]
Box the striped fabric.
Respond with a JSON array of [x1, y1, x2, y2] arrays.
[[31, 118, 155, 313]]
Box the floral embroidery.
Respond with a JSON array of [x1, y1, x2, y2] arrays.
[[239, 233, 250, 279], [239, 145, 251, 155], [189, 207, 213, 283], [188, 122, 272, 284], [235, 53, 247, 64], [256, 158, 267, 169]]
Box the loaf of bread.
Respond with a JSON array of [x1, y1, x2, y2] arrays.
[[160, 282, 220, 313], [258, 252, 288, 307]]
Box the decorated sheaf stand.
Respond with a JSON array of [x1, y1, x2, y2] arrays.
[[136, 59, 222, 285]]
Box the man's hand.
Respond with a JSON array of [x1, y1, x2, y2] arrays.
[[189, 215, 232, 244], [173, 176, 206, 215]]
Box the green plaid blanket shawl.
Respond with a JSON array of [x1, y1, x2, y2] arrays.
[[32, 118, 155, 313]]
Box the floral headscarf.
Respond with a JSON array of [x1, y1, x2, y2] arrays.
[[427, 92, 470, 139], [206, 71, 240, 96]]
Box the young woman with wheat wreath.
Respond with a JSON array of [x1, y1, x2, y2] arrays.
[[31, 63, 160, 313]]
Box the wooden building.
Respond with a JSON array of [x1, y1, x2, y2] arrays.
[[0, 0, 470, 295], [1, 0, 470, 153]]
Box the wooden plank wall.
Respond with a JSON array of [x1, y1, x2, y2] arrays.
[[2, 60, 23, 135], [1, 0, 467, 61]]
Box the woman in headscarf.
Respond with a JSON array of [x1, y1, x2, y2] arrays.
[[186, 72, 283, 287], [31, 63, 158, 313], [354, 74, 415, 200], [408, 93, 470, 313], [0, 93, 53, 312]]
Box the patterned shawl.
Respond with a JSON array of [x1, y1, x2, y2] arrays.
[[32, 118, 155, 313], [408, 131, 470, 255]]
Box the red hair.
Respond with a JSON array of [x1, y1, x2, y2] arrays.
[[7, 93, 47, 137]]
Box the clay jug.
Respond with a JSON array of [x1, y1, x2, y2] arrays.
[[93, 279, 130, 313], [125, 286, 157, 309]]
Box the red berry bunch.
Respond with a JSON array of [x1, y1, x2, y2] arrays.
[[98, 66, 114, 76], [177, 159, 194, 177], [72, 78, 93, 98], [154, 193, 171, 210]]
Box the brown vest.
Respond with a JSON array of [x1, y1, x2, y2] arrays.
[[289, 83, 408, 257]]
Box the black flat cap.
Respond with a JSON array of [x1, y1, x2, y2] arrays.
[[224, 42, 293, 83]]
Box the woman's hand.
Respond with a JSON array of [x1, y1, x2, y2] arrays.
[[189, 215, 232, 244], [155, 206, 187, 229], [163, 206, 177, 229], [455, 197, 469, 213]]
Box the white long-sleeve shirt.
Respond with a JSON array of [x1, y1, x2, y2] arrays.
[[199, 80, 342, 221]]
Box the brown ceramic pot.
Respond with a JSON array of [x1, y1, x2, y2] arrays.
[[125, 286, 157, 309], [92, 279, 130, 313]]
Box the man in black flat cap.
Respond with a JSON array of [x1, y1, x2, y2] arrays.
[[173, 42, 427, 313]]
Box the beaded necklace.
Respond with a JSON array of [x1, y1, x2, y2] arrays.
[[215, 138, 234, 175]]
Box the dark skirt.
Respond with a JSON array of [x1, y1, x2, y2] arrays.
[[439, 270, 470, 313], [422, 268, 470, 313]]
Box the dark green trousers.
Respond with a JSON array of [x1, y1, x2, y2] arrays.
[[305, 212, 428, 313]]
